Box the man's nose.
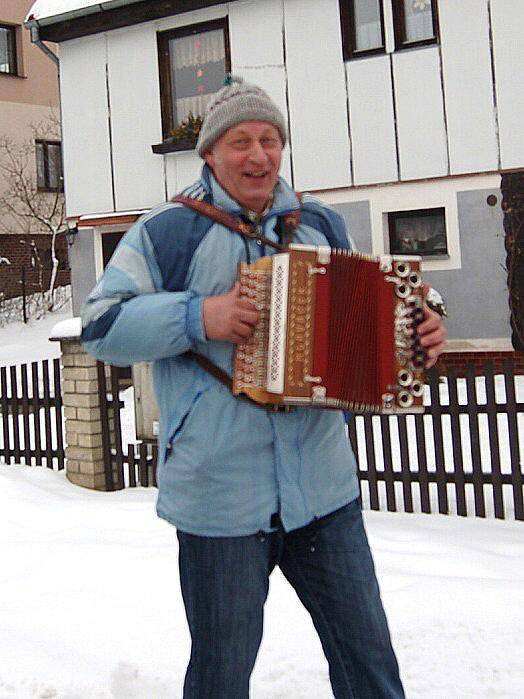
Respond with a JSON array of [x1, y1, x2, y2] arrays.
[[247, 141, 268, 164]]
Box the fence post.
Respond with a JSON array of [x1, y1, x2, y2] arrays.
[[50, 319, 107, 490]]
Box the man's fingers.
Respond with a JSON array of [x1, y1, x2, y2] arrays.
[[237, 297, 259, 311], [419, 327, 446, 348], [236, 307, 259, 326], [417, 304, 446, 336], [231, 320, 256, 342], [425, 342, 447, 369], [230, 281, 241, 297]]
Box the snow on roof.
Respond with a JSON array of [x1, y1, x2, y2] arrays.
[[27, 1, 100, 22], [25, 0, 141, 25], [49, 316, 82, 340]]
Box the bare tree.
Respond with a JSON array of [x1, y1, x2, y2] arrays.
[[0, 113, 65, 311]]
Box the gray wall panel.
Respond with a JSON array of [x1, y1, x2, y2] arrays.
[[424, 189, 508, 340], [332, 201, 373, 254], [333, 190, 508, 341], [70, 231, 97, 317]]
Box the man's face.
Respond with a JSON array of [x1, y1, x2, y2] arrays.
[[204, 121, 283, 213]]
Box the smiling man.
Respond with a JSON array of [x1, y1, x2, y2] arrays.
[[81, 78, 446, 698]]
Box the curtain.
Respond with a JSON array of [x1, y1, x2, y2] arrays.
[[169, 29, 226, 125]]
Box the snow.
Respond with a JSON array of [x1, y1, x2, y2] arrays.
[[1, 464, 523, 698], [0, 301, 73, 367], [26, 1, 138, 24], [1, 299, 523, 697], [49, 316, 81, 340], [27, 1, 101, 22]]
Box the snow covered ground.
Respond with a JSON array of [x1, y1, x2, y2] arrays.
[[0, 302, 72, 368], [1, 464, 523, 699], [1, 304, 523, 697]]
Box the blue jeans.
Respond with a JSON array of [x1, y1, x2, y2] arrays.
[[177, 499, 405, 698]]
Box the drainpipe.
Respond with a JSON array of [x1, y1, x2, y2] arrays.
[[29, 25, 59, 66]]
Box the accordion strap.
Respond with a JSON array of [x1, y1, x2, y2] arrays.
[[185, 350, 290, 411], [172, 193, 302, 411], [171, 194, 302, 252]]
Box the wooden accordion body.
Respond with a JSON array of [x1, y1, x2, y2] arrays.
[[232, 244, 426, 414]]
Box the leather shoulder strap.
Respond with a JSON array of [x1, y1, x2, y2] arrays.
[[171, 194, 301, 252]]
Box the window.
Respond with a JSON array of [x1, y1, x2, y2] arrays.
[[157, 19, 230, 140], [339, 0, 439, 60], [393, 0, 438, 49], [36, 141, 63, 192], [388, 208, 447, 257], [0, 24, 17, 75], [340, 0, 385, 60]]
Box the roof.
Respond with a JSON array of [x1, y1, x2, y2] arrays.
[[25, 0, 227, 42]]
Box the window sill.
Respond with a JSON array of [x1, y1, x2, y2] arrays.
[[0, 72, 26, 79], [151, 140, 197, 155]]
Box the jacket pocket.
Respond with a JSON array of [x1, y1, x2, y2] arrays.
[[163, 389, 208, 463]]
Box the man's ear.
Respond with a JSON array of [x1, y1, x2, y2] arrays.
[[203, 150, 215, 168]]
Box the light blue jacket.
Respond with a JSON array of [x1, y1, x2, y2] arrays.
[[81, 166, 360, 536]]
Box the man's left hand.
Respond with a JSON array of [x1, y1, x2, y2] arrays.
[[417, 303, 447, 369]]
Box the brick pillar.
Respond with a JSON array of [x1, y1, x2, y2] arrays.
[[54, 334, 108, 490]]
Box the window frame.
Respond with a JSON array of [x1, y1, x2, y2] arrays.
[[157, 17, 231, 141], [36, 140, 64, 193], [0, 23, 18, 76], [392, 0, 439, 51], [388, 206, 448, 258], [339, 0, 386, 61]]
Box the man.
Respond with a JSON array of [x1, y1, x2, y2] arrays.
[[81, 78, 446, 698]]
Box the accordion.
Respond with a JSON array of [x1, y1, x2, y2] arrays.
[[232, 245, 426, 413]]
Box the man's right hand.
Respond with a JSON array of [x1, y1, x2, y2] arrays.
[[202, 282, 259, 343]]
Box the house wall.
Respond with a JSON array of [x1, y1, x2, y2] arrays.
[[331, 183, 507, 340], [0, 1, 60, 240], [56, 0, 522, 344], [61, 0, 524, 214]]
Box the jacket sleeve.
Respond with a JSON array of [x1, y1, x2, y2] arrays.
[[80, 218, 205, 366]]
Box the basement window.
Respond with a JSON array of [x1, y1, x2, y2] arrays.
[[388, 207, 447, 257]]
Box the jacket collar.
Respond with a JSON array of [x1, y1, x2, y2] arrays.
[[200, 163, 300, 220]]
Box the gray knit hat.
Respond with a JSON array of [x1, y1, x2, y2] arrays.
[[196, 76, 288, 157]]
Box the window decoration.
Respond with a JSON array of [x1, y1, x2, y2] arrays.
[[388, 208, 447, 257], [339, 0, 385, 60], [0, 24, 17, 75], [393, 0, 438, 49], [36, 141, 63, 191], [157, 19, 230, 149]]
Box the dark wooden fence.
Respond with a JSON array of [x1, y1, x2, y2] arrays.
[[2, 356, 522, 521], [349, 359, 523, 520], [0, 358, 65, 469], [97, 362, 158, 491], [99, 358, 523, 521]]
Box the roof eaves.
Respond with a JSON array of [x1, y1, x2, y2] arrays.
[[24, 0, 228, 42]]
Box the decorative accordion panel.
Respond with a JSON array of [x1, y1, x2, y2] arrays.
[[233, 245, 426, 413]]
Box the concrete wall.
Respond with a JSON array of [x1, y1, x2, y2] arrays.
[[69, 230, 97, 316], [333, 185, 508, 342], [424, 188, 508, 340]]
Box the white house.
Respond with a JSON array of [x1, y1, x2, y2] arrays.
[[25, 0, 524, 359]]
